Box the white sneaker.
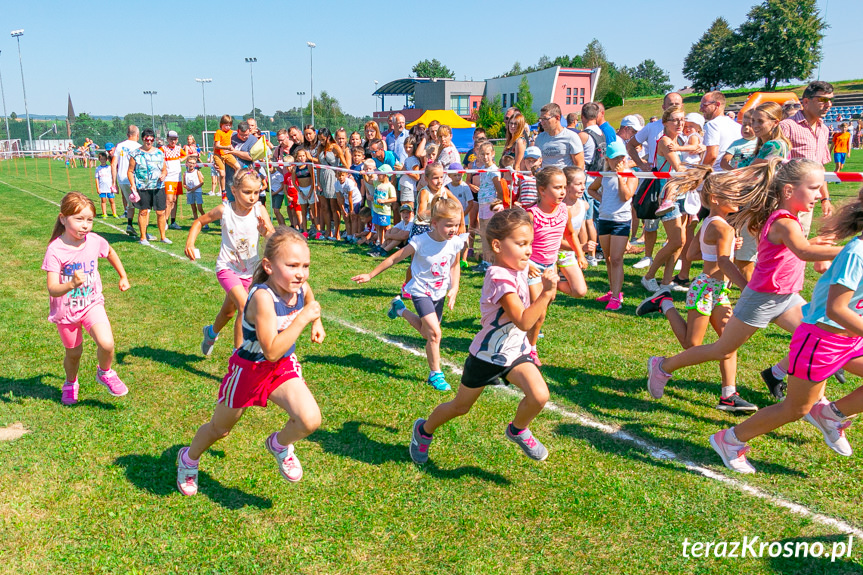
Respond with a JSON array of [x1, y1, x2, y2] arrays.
[[804, 399, 853, 456], [586, 255, 599, 267], [632, 256, 652, 269], [176, 447, 199, 496], [710, 429, 756, 474], [641, 277, 660, 293], [265, 433, 303, 482], [161, 237, 173, 245], [139, 239, 151, 246]]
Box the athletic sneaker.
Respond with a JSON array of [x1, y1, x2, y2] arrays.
[[176, 447, 199, 496], [835, 369, 847, 384], [168, 222, 182, 230], [636, 287, 672, 316], [586, 255, 599, 267], [265, 433, 303, 482], [427, 372, 451, 392], [161, 238, 173, 245], [139, 239, 151, 246], [646, 356, 671, 399], [95, 368, 128, 397], [99, 214, 108, 219], [201, 224, 211, 232], [460, 260, 469, 270], [505, 424, 549, 461], [61, 380, 79, 406], [410, 418, 433, 464], [761, 367, 786, 400], [672, 275, 691, 289], [529, 349, 542, 367], [596, 290, 614, 303], [716, 393, 758, 413], [146, 233, 156, 241], [655, 199, 676, 216], [669, 280, 689, 293], [126, 224, 136, 236], [387, 297, 406, 320], [709, 429, 756, 474], [632, 256, 652, 269], [641, 276, 660, 293], [804, 399, 853, 456], [605, 296, 622, 311], [201, 325, 219, 356]]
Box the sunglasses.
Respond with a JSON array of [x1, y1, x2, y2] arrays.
[[143, 137, 155, 142], [815, 96, 834, 104]]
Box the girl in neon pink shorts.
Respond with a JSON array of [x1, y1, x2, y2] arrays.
[[185, 169, 275, 356], [710, 188, 863, 473], [42, 192, 130, 405]]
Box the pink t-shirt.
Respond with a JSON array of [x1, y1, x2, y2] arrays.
[[42, 233, 110, 325], [748, 210, 806, 295], [527, 202, 568, 266], [469, 266, 530, 366]]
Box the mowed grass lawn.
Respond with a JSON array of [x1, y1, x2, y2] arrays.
[[1, 156, 862, 574]]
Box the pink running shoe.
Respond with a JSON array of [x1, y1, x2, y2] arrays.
[[646, 356, 671, 399], [61, 380, 79, 405], [804, 399, 853, 456], [96, 368, 128, 397], [265, 433, 303, 483], [709, 429, 756, 474], [529, 349, 542, 367], [605, 296, 622, 311], [176, 447, 199, 496], [596, 291, 613, 302], [655, 198, 676, 216]]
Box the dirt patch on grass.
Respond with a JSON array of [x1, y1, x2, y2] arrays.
[[0, 423, 29, 441]]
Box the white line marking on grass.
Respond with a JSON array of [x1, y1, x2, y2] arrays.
[[9, 177, 863, 538]]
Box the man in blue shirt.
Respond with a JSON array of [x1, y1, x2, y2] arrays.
[[385, 113, 408, 164], [225, 121, 258, 200], [369, 138, 399, 169]]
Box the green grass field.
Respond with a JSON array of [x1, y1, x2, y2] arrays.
[[1, 155, 863, 574]]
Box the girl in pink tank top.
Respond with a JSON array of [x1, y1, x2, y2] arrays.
[[524, 167, 587, 365], [646, 158, 842, 411]]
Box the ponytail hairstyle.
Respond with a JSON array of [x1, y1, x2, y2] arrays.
[[820, 186, 863, 241], [430, 196, 462, 222], [485, 207, 532, 245], [252, 226, 308, 286], [51, 191, 96, 243], [535, 166, 564, 190], [232, 167, 263, 195], [752, 102, 791, 157], [563, 166, 585, 185]]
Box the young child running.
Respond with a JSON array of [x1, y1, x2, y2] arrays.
[[410, 208, 559, 464], [636, 166, 754, 411], [186, 169, 275, 355], [646, 159, 841, 403], [352, 197, 468, 391], [710, 192, 863, 473], [177, 228, 325, 495], [43, 192, 131, 405], [526, 167, 588, 365], [94, 152, 118, 218], [587, 141, 637, 310], [559, 167, 595, 265]]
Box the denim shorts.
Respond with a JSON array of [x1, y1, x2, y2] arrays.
[[597, 219, 631, 237]]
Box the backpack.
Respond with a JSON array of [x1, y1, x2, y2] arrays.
[[584, 129, 606, 172], [633, 178, 662, 220]]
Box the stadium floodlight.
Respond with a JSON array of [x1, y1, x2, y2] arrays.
[[307, 43, 315, 126], [10, 30, 32, 152], [245, 58, 257, 122], [297, 92, 305, 126], [143, 90, 157, 135]]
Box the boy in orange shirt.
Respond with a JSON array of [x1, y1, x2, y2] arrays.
[[831, 122, 852, 172], [213, 114, 241, 191]]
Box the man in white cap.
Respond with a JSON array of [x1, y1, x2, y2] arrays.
[[161, 130, 187, 231]]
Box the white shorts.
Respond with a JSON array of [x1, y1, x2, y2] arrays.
[[297, 185, 315, 205]]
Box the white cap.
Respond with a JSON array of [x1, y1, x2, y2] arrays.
[[684, 113, 705, 128], [620, 114, 644, 132]]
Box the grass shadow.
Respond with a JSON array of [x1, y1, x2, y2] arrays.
[[328, 286, 400, 300], [116, 346, 223, 383], [113, 444, 272, 510], [303, 353, 413, 382], [0, 373, 116, 409], [308, 420, 509, 485], [767, 534, 862, 574]]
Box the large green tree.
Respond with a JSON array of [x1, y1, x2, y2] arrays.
[[476, 95, 505, 139], [632, 59, 673, 97], [514, 76, 537, 124], [412, 59, 454, 79], [682, 17, 734, 91]]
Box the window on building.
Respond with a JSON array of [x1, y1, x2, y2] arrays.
[[566, 97, 571, 105], [511, 93, 516, 104], [580, 97, 585, 104], [580, 88, 585, 96], [473, 101, 478, 109], [567, 88, 571, 96], [502, 94, 507, 107], [451, 95, 470, 116]]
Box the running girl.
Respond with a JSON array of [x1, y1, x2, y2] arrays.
[[646, 159, 841, 403], [636, 166, 753, 411], [527, 167, 588, 364], [352, 197, 468, 392], [710, 191, 863, 473], [410, 208, 558, 464], [187, 169, 275, 355], [177, 228, 325, 494], [43, 192, 130, 405], [560, 166, 595, 264]]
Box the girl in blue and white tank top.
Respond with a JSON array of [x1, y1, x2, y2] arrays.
[[177, 227, 326, 496]]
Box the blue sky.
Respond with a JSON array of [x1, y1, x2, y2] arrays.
[[1, 0, 860, 119]]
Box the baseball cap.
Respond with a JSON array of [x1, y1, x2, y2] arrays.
[[105, 142, 115, 151], [448, 162, 463, 171], [524, 146, 542, 159], [606, 140, 628, 160], [167, 130, 179, 138], [620, 115, 644, 132], [378, 164, 393, 173], [684, 113, 705, 128], [399, 204, 412, 212]]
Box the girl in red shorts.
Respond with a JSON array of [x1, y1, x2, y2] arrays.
[[711, 190, 863, 473], [177, 227, 326, 495]]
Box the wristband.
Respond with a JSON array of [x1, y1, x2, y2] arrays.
[[821, 198, 830, 203]]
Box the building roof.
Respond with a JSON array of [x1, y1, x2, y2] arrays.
[[373, 78, 437, 96]]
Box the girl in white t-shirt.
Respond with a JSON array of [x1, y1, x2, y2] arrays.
[[186, 169, 276, 354], [352, 197, 468, 392], [409, 207, 559, 465]]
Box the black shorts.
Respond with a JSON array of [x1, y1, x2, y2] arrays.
[[596, 218, 631, 237], [461, 353, 535, 389], [134, 187, 166, 211], [412, 295, 444, 322]]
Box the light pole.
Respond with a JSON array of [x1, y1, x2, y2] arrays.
[[143, 90, 157, 135], [307, 42, 315, 126], [0, 51, 10, 151], [10, 30, 32, 152], [374, 80, 379, 113], [297, 91, 305, 127], [195, 78, 212, 153], [245, 58, 257, 121]]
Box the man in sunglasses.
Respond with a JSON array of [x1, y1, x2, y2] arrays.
[[224, 121, 258, 200], [780, 81, 835, 234]]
